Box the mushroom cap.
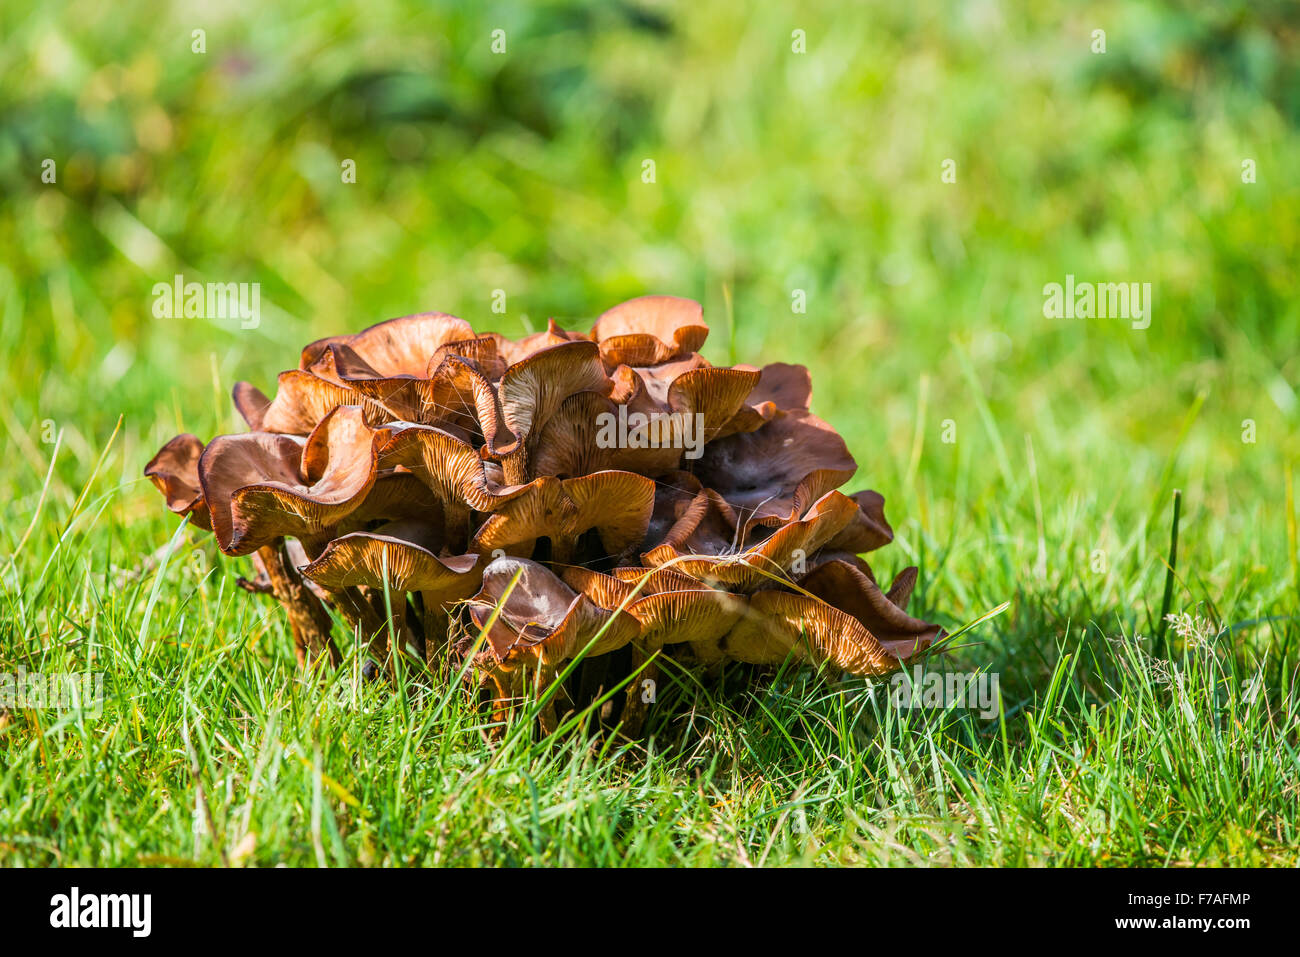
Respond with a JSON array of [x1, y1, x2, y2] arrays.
[[798, 559, 942, 658], [715, 362, 812, 438], [695, 408, 858, 533], [471, 470, 655, 557], [144, 433, 212, 530], [198, 405, 387, 555], [595, 364, 761, 467], [464, 557, 638, 668], [377, 423, 533, 513], [590, 296, 709, 367], [494, 339, 612, 457], [824, 489, 894, 553], [643, 489, 859, 591], [718, 590, 906, 676], [491, 318, 590, 367], [301, 519, 482, 601], [231, 382, 271, 431], [338, 469, 443, 528], [256, 369, 396, 435], [529, 390, 618, 477], [300, 312, 474, 376], [560, 565, 745, 651]]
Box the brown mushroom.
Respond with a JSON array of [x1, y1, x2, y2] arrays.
[[143, 433, 211, 530], [142, 297, 947, 734], [198, 405, 389, 556], [300, 311, 474, 376], [463, 557, 637, 729], [589, 295, 709, 367], [798, 559, 942, 658], [471, 470, 655, 564], [302, 520, 483, 672]]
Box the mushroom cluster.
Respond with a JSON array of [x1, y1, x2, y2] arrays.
[[144, 296, 942, 733]]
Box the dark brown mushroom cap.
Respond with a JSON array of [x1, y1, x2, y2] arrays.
[[643, 486, 740, 562], [495, 339, 611, 456], [721, 589, 919, 676], [198, 405, 389, 555], [643, 489, 859, 591], [824, 489, 894, 553], [464, 557, 637, 667], [471, 470, 656, 557], [589, 296, 709, 367], [559, 565, 745, 651], [301, 520, 482, 601], [694, 408, 858, 532], [232, 382, 271, 431], [798, 559, 942, 658], [144, 433, 212, 530], [299, 312, 474, 376], [492, 319, 590, 367], [643, 472, 708, 547], [741, 362, 813, 413], [715, 362, 812, 438]]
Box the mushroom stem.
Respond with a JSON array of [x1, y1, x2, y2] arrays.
[[482, 671, 513, 730], [257, 542, 340, 669], [502, 447, 529, 485], [419, 595, 451, 664], [442, 502, 474, 552], [381, 594, 421, 681], [535, 665, 560, 735], [619, 646, 660, 738], [549, 536, 576, 565], [333, 586, 387, 660]]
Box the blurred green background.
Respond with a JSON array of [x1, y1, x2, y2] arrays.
[[2, 0, 1298, 646]]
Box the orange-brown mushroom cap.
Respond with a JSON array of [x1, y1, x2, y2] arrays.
[[495, 339, 611, 457], [300, 311, 474, 376], [643, 489, 859, 591], [798, 559, 942, 659], [198, 405, 388, 555], [824, 489, 894, 554], [301, 520, 482, 602], [589, 296, 709, 367], [144, 433, 212, 530], [471, 470, 655, 558], [560, 565, 745, 652], [464, 557, 638, 668], [720, 590, 918, 677]]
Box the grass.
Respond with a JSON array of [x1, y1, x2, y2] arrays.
[[1, 0, 1299, 866]]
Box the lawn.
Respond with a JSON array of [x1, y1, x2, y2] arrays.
[[1, 0, 1298, 866]]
